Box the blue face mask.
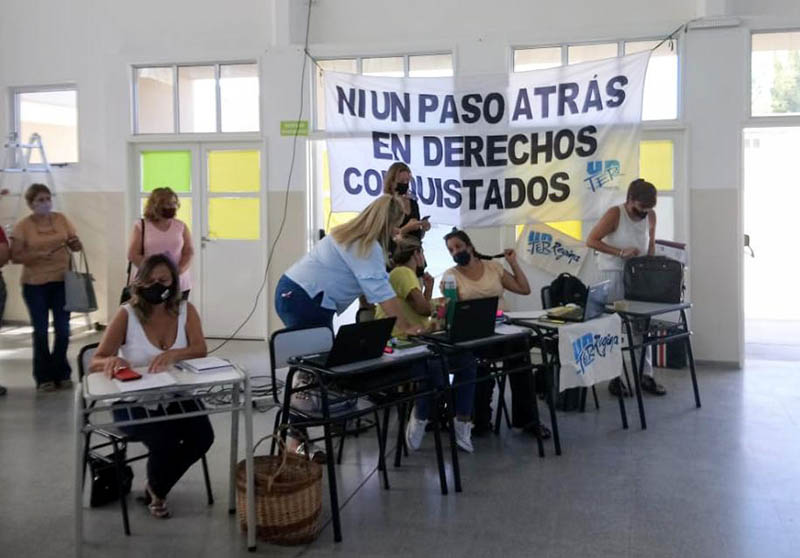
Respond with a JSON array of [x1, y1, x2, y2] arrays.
[[453, 251, 471, 266]]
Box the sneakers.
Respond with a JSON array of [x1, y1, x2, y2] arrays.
[[454, 419, 474, 453], [405, 415, 428, 451], [641, 375, 667, 396], [37, 382, 57, 393], [608, 377, 630, 397], [57, 380, 74, 390]]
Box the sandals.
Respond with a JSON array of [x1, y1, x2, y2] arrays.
[[523, 422, 552, 440], [138, 483, 171, 519], [608, 378, 630, 397]]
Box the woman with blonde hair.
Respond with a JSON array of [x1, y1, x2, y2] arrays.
[[383, 162, 431, 239], [275, 194, 417, 334], [128, 187, 193, 300]]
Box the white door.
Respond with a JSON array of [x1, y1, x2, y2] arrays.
[[199, 143, 266, 338], [132, 142, 267, 339]]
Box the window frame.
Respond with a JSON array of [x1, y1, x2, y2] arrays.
[[748, 29, 800, 125], [510, 36, 682, 125], [10, 83, 80, 165], [131, 60, 261, 136]]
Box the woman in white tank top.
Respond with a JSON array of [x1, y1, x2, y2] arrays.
[[587, 179, 666, 396], [90, 255, 212, 519]]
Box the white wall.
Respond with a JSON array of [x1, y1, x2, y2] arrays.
[[2, 0, 800, 362]]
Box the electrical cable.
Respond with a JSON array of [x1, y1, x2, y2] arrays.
[[208, 0, 314, 353]]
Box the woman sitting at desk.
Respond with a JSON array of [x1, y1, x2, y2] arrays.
[[90, 254, 213, 519], [442, 229, 549, 439], [375, 235, 477, 453]]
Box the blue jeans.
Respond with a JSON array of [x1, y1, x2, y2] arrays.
[[22, 282, 72, 385], [274, 274, 334, 330], [414, 352, 477, 421]]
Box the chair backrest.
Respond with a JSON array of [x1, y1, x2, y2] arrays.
[[540, 285, 553, 310], [77, 342, 100, 382], [268, 326, 334, 404], [356, 307, 375, 323]]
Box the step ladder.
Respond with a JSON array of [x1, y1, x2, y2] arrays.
[[0, 132, 59, 233]]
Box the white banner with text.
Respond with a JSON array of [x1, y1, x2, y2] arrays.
[[325, 52, 650, 227]]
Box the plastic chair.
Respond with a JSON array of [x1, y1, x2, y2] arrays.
[[78, 343, 213, 535]]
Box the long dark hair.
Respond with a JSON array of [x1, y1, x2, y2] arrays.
[[129, 254, 182, 322], [443, 228, 502, 260]]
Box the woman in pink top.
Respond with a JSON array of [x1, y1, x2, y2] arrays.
[[128, 188, 193, 299]]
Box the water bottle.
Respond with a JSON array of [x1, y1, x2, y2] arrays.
[[442, 273, 458, 330]]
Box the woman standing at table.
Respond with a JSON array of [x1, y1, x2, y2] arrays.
[[442, 229, 549, 438], [128, 187, 193, 300], [11, 183, 82, 391], [275, 194, 419, 334], [375, 235, 478, 452], [586, 178, 665, 396], [90, 254, 213, 519]]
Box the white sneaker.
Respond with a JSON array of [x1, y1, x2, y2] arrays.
[[405, 415, 428, 451], [454, 419, 474, 453]]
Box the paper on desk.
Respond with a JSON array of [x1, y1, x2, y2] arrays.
[[113, 371, 177, 393], [504, 310, 547, 320], [495, 323, 530, 335]]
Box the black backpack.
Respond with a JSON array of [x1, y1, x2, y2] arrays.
[[623, 256, 684, 303], [547, 273, 588, 307]]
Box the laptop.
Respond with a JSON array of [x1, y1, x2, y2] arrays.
[[300, 317, 396, 368], [425, 296, 499, 343], [545, 281, 610, 322]]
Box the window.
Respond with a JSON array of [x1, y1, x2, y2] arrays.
[[513, 39, 679, 121], [134, 63, 259, 134], [13, 88, 79, 164], [752, 31, 800, 116]]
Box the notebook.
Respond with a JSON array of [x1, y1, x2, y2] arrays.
[[176, 357, 234, 373]]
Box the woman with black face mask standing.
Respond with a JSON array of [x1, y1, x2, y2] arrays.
[[128, 187, 194, 300], [91, 254, 213, 519], [587, 178, 665, 396], [384, 162, 432, 248], [441, 230, 551, 439]]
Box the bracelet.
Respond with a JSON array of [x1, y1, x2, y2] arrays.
[[618, 249, 624, 257]]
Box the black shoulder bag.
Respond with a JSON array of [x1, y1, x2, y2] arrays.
[[120, 219, 144, 304], [623, 256, 684, 303]]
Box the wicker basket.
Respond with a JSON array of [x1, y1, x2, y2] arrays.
[[236, 437, 323, 545]]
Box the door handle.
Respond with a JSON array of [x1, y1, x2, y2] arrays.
[[201, 235, 215, 247], [744, 234, 755, 258]]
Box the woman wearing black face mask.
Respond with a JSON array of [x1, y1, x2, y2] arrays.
[[90, 254, 213, 519], [128, 187, 194, 300], [384, 162, 432, 241], [441, 230, 550, 439], [587, 178, 665, 396]]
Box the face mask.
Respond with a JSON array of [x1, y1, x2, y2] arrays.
[[140, 283, 172, 305], [160, 207, 177, 219], [395, 183, 409, 195], [632, 208, 649, 220], [453, 250, 471, 266], [33, 201, 52, 216]]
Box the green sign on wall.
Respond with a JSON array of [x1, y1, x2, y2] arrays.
[[280, 120, 309, 136]]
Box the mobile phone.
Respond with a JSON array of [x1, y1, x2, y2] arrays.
[[114, 367, 142, 382], [421, 215, 430, 221]]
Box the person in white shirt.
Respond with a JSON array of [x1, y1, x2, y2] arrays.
[[587, 178, 666, 396], [90, 254, 212, 519]]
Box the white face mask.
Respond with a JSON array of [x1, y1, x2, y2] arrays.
[[33, 200, 53, 216]]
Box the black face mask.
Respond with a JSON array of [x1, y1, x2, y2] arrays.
[[632, 208, 649, 220], [140, 283, 172, 305], [453, 251, 471, 266], [161, 207, 177, 219], [395, 183, 409, 195]]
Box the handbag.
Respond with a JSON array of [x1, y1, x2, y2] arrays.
[[64, 250, 98, 313], [88, 449, 134, 507], [623, 256, 684, 304], [120, 219, 145, 304]]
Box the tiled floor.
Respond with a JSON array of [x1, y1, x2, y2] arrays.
[[1, 328, 799, 558]]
